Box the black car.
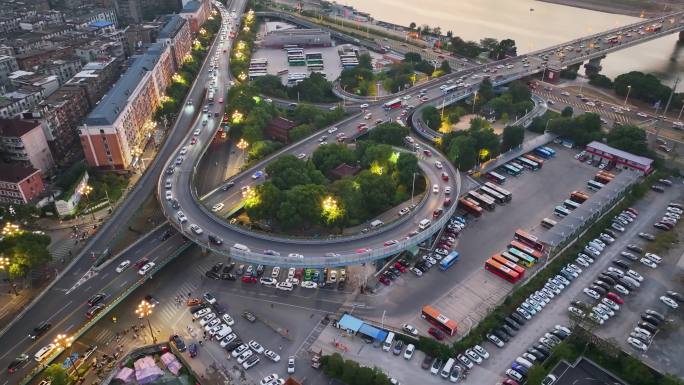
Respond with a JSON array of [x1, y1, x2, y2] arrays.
[[510, 312, 527, 325], [590, 285, 607, 295], [612, 259, 631, 270], [242, 311, 256, 322], [159, 229, 173, 241], [171, 199, 180, 209], [337, 280, 347, 291], [504, 317, 521, 331], [211, 263, 224, 273], [493, 329, 510, 343], [7, 354, 29, 374], [205, 271, 221, 280], [224, 340, 243, 352], [603, 229, 617, 238], [593, 281, 611, 291], [644, 309, 665, 322], [603, 271, 622, 281], [223, 264, 235, 273], [641, 315, 662, 326], [421, 355, 433, 370], [534, 344, 550, 356], [551, 329, 568, 340], [626, 245, 644, 254], [189, 303, 209, 313], [221, 182, 235, 191], [651, 185, 665, 193], [87, 293, 106, 307], [171, 334, 186, 352], [638, 322, 658, 334], [208, 235, 223, 245], [666, 291, 684, 302], [501, 324, 517, 337], [29, 322, 51, 339], [256, 265, 264, 277], [527, 348, 546, 361], [221, 273, 236, 281], [397, 259, 410, 267], [597, 274, 617, 286]]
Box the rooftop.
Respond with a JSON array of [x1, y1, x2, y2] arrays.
[[0, 118, 40, 137], [586, 141, 653, 167], [548, 357, 627, 385], [83, 42, 165, 126], [180, 0, 204, 13], [0, 164, 40, 183], [158, 15, 186, 39]]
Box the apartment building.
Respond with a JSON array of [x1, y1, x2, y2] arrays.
[[0, 118, 54, 173], [0, 166, 45, 205]]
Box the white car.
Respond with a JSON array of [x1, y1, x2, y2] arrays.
[[271, 266, 280, 278], [193, 308, 212, 319], [231, 344, 249, 357], [640, 258, 657, 268], [660, 296, 679, 309], [288, 253, 304, 259], [165, 191, 173, 201], [432, 184, 440, 194], [211, 203, 224, 212], [627, 337, 648, 351], [626, 270, 644, 282], [222, 313, 235, 326], [327, 127, 338, 134], [473, 345, 489, 359], [236, 350, 253, 364], [434, 161, 443, 169], [296, 153, 306, 160], [464, 349, 482, 364], [180, 146, 188, 155], [287, 356, 296, 373], [486, 333, 504, 347], [177, 211, 187, 223], [359, 103, 369, 109], [403, 343, 415, 360], [248, 340, 265, 354], [259, 277, 277, 286], [115, 260, 131, 273], [402, 324, 418, 336], [220, 333, 238, 347], [583, 288, 600, 300], [276, 282, 294, 291], [636, 112, 648, 118], [264, 350, 280, 362], [567, 306, 585, 318], [138, 262, 155, 275], [189, 224, 203, 235], [601, 298, 620, 311], [301, 281, 318, 289]]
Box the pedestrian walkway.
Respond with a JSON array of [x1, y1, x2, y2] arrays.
[[534, 89, 633, 124]]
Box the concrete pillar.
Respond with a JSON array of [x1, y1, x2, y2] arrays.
[[584, 56, 604, 76], [544, 62, 562, 84]]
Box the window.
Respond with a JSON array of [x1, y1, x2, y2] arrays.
[[100, 129, 105, 134]]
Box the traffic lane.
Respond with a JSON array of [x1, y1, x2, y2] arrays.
[[463, 184, 681, 385], [0, 233, 189, 381]]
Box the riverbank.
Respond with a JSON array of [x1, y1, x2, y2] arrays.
[[537, 0, 683, 18]]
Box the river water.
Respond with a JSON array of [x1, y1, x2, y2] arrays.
[[339, 0, 684, 90]]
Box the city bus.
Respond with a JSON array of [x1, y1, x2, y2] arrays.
[[563, 199, 581, 210], [467, 191, 495, 210], [421, 305, 457, 336], [509, 240, 543, 261], [604, 35, 619, 44], [514, 229, 545, 251], [517, 157, 540, 170], [484, 258, 522, 284], [480, 186, 506, 204], [439, 251, 460, 271], [523, 153, 544, 167], [554, 205, 571, 217], [594, 174, 612, 184], [534, 147, 553, 159], [501, 250, 520, 265], [484, 182, 512, 202], [458, 198, 483, 217], [207, 91, 214, 102], [508, 248, 536, 267], [570, 191, 590, 203], [541, 217, 557, 229], [442, 85, 459, 95], [587, 180, 604, 191], [486, 171, 507, 185], [283, 44, 300, 50], [383, 98, 403, 110], [502, 164, 522, 176], [598, 170, 615, 179], [491, 254, 525, 278], [541, 146, 556, 157]]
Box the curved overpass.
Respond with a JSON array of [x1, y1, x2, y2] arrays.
[[160, 8, 684, 267]]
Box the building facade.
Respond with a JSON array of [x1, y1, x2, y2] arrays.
[[79, 42, 173, 169], [179, 0, 210, 33], [0, 118, 55, 173], [34, 57, 83, 84], [0, 55, 20, 87], [63, 56, 122, 108], [0, 166, 45, 204], [157, 15, 192, 70], [0, 85, 45, 119], [585, 141, 654, 174]]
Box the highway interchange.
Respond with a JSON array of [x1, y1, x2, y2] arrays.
[[1, 4, 684, 385]]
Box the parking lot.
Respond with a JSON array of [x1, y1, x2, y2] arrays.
[[355, 144, 600, 335]]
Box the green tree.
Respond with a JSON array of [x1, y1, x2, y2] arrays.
[[292, 104, 320, 124], [508, 80, 531, 103], [248, 140, 282, 161], [355, 366, 376, 385], [447, 135, 477, 171], [341, 359, 359, 384], [358, 53, 373, 70], [477, 78, 495, 105], [311, 143, 356, 175], [439, 60, 452, 75], [422, 106, 441, 129], [501, 125, 524, 152], [589, 73, 614, 89], [356, 170, 396, 214], [606, 124, 648, 156], [395, 153, 419, 187], [368, 122, 409, 146], [561, 106, 574, 117], [276, 184, 326, 230], [328, 178, 365, 226], [245, 181, 282, 220], [403, 52, 422, 64], [288, 124, 313, 142], [480, 37, 499, 52], [1, 232, 51, 278], [322, 353, 344, 378], [359, 144, 393, 169], [265, 155, 326, 190], [44, 364, 68, 385]]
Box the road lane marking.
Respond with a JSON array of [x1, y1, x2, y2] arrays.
[[119, 280, 129, 288], [47, 300, 74, 322], [65, 323, 75, 332], [99, 272, 110, 281]]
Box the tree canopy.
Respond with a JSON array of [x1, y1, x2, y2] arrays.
[[606, 124, 649, 156], [0, 232, 51, 278]]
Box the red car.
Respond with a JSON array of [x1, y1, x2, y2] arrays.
[[134, 258, 150, 269], [443, 198, 452, 207], [441, 172, 449, 181], [503, 379, 520, 385], [394, 263, 407, 273], [241, 276, 256, 283], [606, 292, 624, 304], [191, 137, 197, 145], [423, 150, 432, 157], [378, 276, 390, 286], [433, 208, 443, 218], [218, 98, 224, 103], [428, 327, 445, 340]]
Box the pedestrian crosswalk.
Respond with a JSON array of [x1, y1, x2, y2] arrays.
[[48, 237, 77, 262], [534, 90, 633, 124]]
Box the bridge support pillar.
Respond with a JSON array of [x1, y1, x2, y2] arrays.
[[543, 67, 562, 84], [584, 56, 604, 76]]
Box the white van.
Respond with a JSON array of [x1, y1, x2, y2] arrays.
[[382, 332, 395, 352], [34, 344, 55, 362], [418, 219, 431, 230], [232, 243, 250, 252], [440, 358, 455, 378], [515, 356, 534, 369], [370, 220, 384, 229]]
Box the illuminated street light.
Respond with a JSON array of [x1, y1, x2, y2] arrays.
[[232, 110, 244, 124], [236, 138, 249, 161], [322, 196, 343, 223], [0, 257, 8, 270], [238, 72, 247, 81], [136, 300, 157, 343], [54, 334, 74, 350], [78, 184, 96, 221], [2, 222, 22, 236]]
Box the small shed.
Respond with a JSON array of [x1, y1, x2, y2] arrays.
[[265, 117, 297, 143], [328, 163, 360, 180]]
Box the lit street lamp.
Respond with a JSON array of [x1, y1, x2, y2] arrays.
[[136, 300, 157, 343], [2, 222, 22, 237], [54, 334, 75, 371], [78, 184, 96, 221], [623, 85, 632, 106], [236, 139, 249, 162]]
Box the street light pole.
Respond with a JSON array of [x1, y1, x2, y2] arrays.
[[623, 85, 632, 106], [136, 300, 157, 343]]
